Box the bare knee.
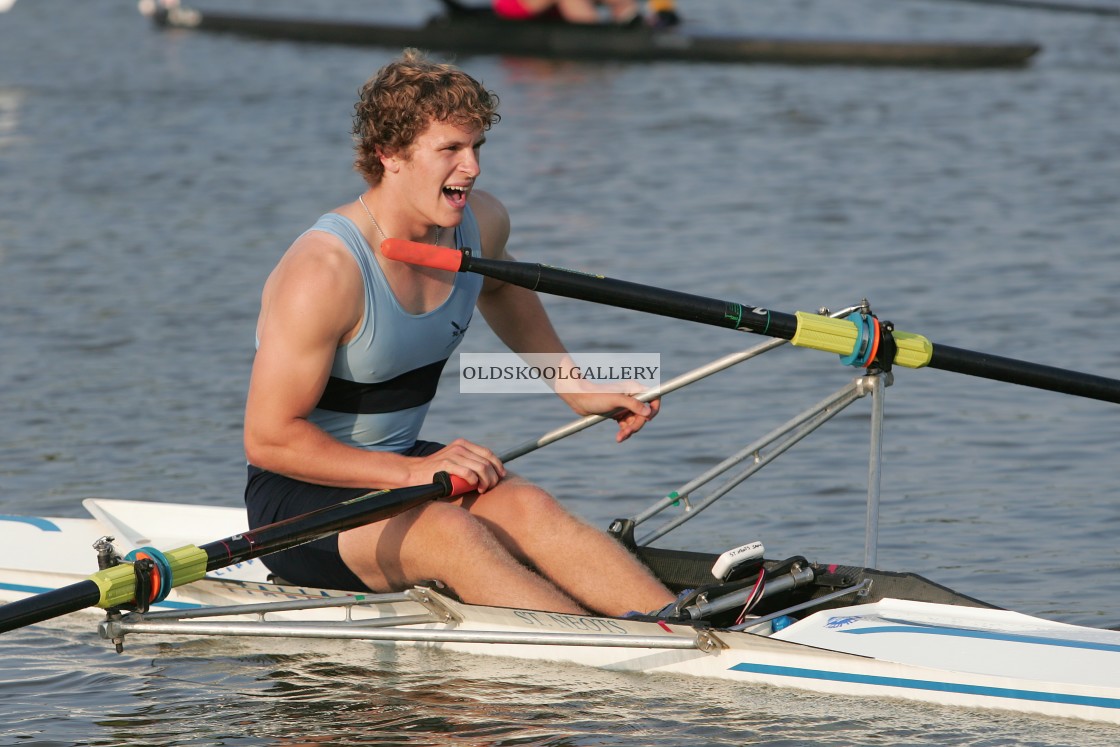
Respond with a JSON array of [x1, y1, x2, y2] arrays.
[[469, 479, 572, 527], [341, 501, 495, 590], [461, 480, 595, 559], [397, 501, 496, 567]]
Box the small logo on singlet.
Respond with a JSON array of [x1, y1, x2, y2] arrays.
[[448, 317, 470, 347]]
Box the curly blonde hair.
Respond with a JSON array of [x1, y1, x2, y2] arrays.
[[353, 49, 501, 185]]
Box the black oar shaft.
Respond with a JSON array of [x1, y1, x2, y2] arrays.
[[466, 254, 801, 340], [455, 252, 1120, 406], [929, 344, 1120, 403], [199, 477, 452, 570], [0, 581, 102, 634], [0, 476, 454, 634]]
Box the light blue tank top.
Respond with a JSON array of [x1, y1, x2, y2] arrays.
[[303, 208, 483, 452]]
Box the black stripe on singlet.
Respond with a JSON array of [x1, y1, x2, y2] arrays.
[[315, 358, 449, 414]]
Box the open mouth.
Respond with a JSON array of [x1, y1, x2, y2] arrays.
[[442, 184, 470, 208]]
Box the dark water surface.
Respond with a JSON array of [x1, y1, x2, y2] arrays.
[[2, 1, 1120, 744]]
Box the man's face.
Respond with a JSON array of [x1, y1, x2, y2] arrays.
[[394, 120, 486, 229]]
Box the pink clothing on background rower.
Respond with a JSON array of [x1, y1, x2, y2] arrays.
[[493, 0, 563, 20]]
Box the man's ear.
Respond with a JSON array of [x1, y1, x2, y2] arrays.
[[378, 148, 402, 175]]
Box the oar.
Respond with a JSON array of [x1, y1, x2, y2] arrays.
[[494, 335, 794, 461], [0, 475, 457, 634], [930, 0, 1119, 16], [382, 239, 1120, 406]]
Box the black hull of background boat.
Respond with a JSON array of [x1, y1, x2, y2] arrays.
[[152, 7, 1040, 68]]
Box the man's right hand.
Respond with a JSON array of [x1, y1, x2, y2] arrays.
[[410, 438, 506, 494]]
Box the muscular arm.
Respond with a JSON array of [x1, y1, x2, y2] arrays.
[[470, 192, 659, 441], [243, 229, 503, 490]]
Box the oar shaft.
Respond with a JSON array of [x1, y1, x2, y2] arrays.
[[930, 344, 1120, 403], [199, 477, 453, 570], [465, 253, 800, 339], [0, 581, 102, 634], [497, 337, 795, 462], [380, 242, 1120, 406], [0, 476, 454, 633]]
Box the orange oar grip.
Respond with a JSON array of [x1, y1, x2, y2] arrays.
[[381, 239, 464, 272], [448, 475, 476, 496]]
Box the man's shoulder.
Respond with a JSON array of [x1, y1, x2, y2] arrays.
[[467, 189, 507, 218], [273, 227, 360, 289], [467, 190, 510, 259]]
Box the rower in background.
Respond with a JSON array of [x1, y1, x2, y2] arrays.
[[648, 0, 681, 26], [492, 0, 681, 26]]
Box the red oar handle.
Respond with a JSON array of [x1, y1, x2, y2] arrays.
[[448, 474, 476, 496], [381, 239, 465, 272]]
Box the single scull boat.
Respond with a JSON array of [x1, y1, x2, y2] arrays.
[[4, 482, 1120, 725], [144, 0, 1042, 68]]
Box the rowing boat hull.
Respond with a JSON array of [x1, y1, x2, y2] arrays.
[[104, 580, 1120, 725], [3, 499, 1119, 724], [151, 7, 1041, 68]]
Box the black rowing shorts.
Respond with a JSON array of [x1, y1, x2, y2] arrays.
[[244, 440, 444, 591]]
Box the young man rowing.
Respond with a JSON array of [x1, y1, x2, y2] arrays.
[[243, 49, 674, 617]]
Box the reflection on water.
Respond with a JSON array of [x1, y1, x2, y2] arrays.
[[0, 87, 23, 151], [13, 634, 1115, 747]]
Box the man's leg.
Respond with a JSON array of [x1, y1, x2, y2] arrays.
[[338, 476, 674, 616], [338, 498, 587, 614], [459, 477, 675, 617]]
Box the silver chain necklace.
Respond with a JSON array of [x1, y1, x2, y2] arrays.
[[358, 195, 441, 247]]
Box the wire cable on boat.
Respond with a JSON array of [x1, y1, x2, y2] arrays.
[[734, 569, 766, 626]]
